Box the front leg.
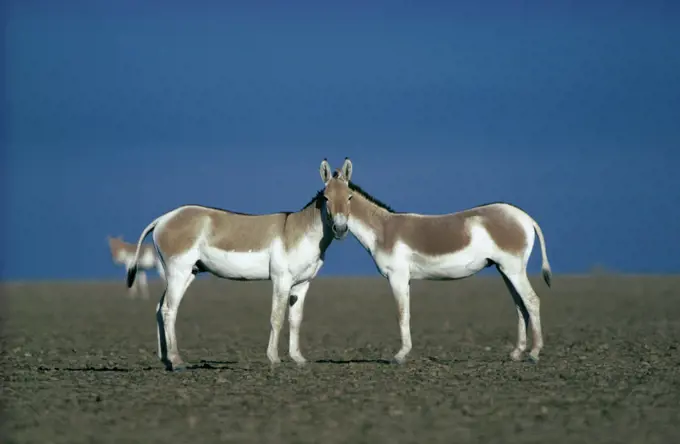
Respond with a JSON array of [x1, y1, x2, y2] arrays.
[[288, 281, 311, 365], [388, 272, 412, 364], [266, 274, 292, 365]]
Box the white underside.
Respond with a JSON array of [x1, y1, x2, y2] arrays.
[[154, 214, 326, 285], [408, 224, 496, 279], [201, 246, 271, 280]]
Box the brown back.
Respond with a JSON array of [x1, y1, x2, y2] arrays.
[[155, 203, 322, 259], [350, 195, 528, 256]]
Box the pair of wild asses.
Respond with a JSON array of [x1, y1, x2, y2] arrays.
[[126, 158, 552, 371]]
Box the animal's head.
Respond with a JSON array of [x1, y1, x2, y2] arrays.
[[319, 158, 353, 240], [107, 235, 124, 255]]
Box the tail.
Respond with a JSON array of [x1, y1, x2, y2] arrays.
[[126, 216, 163, 288], [531, 219, 552, 288]]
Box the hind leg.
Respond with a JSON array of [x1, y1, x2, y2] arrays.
[[499, 270, 530, 361], [157, 267, 195, 371], [156, 272, 195, 361], [499, 266, 544, 362], [155, 261, 166, 282]]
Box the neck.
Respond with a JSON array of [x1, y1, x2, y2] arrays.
[[347, 192, 391, 254], [291, 195, 334, 254]]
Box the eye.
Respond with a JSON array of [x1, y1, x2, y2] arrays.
[[348, 194, 353, 201]]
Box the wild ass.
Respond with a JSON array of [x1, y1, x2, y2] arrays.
[[125, 158, 355, 371], [341, 177, 552, 364], [107, 235, 165, 299]]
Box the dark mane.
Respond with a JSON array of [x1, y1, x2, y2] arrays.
[[301, 190, 324, 211], [348, 181, 395, 213]]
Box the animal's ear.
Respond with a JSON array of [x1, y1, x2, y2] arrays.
[[341, 157, 353, 182], [320, 158, 332, 184]]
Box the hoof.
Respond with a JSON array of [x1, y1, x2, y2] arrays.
[[163, 359, 187, 372], [510, 349, 524, 362], [165, 362, 187, 372], [292, 358, 307, 367], [527, 353, 540, 364], [392, 356, 407, 365]]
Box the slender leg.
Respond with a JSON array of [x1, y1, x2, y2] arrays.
[[159, 271, 194, 371], [157, 271, 195, 361], [499, 270, 530, 361], [500, 269, 544, 362], [156, 290, 167, 360], [266, 274, 292, 364], [388, 272, 412, 364], [288, 281, 311, 365]]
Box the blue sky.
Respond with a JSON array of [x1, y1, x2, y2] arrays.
[[4, 1, 680, 280]]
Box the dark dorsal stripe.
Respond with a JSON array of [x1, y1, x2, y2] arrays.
[[348, 181, 395, 213]]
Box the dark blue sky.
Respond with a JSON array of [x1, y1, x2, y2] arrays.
[[4, 1, 680, 280]]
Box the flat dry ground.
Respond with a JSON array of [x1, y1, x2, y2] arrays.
[[2, 275, 679, 443]]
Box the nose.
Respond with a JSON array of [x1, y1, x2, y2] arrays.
[[332, 214, 348, 237]]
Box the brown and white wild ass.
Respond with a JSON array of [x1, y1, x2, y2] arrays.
[[108, 235, 165, 299], [341, 176, 552, 364], [125, 158, 355, 371]]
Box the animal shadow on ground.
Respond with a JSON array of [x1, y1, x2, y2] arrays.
[[314, 358, 393, 365]]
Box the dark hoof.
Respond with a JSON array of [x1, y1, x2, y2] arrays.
[[172, 363, 188, 372], [163, 360, 187, 372]]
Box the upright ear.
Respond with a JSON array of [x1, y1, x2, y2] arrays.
[[341, 157, 353, 182], [320, 159, 332, 183]]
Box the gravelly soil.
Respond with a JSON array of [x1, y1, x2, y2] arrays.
[[2, 275, 680, 443]]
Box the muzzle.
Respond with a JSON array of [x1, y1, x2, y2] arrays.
[[332, 214, 349, 239]]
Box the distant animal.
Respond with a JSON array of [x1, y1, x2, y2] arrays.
[[125, 158, 355, 371], [107, 235, 165, 299], [338, 172, 552, 364]]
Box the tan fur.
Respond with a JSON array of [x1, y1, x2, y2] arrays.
[[474, 205, 527, 255], [155, 205, 321, 260], [323, 170, 352, 222], [350, 195, 527, 256]]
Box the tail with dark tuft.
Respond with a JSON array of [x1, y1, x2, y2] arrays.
[[126, 214, 164, 288], [126, 265, 138, 288], [542, 267, 552, 288], [531, 218, 552, 289]]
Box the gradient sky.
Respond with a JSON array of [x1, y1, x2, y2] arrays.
[[4, 1, 680, 280]]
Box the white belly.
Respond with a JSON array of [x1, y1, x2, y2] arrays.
[[405, 226, 495, 280], [410, 249, 489, 280], [200, 246, 271, 280]]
